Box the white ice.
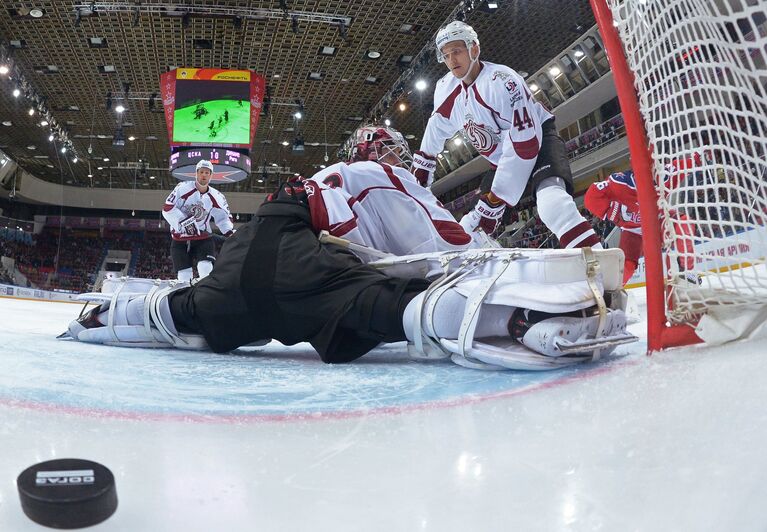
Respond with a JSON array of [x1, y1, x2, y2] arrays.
[[1, 284, 766, 531]]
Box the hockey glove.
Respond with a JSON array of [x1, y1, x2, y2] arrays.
[[178, 216, 200, 237], [411, 150, 437, 187], [459, 193, 506, 237]]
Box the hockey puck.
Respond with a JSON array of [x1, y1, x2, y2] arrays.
[[17, 458, 118, 529]]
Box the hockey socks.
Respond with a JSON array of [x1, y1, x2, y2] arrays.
[[537, 185, 603, 249]]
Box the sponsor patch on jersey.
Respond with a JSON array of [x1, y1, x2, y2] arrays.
[[506, 80, 522, 105]]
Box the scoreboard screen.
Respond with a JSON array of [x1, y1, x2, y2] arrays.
[[169, 148, 251, 183], [160, 68, 265, 149]]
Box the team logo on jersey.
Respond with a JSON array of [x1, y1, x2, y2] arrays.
[[463, 115, 500, 157], [322, 173, 343, 189], [186, 203, 206, 221], [491, 70, 510, 81]]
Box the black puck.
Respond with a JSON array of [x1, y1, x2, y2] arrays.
[[17, 458, 118, 529]]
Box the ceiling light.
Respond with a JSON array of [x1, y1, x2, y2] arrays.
[[453, 137, 463, 146], [415, 79, 428, 91], [30, 8, 44, 18], [320, 165, 326, 169], [549, 66, 561, 76], [87, 174, 93, 178], [271, 163, 278, 167], [97, 166, 103, 170], [294, 111, 302, 119], [48, 134, 54, 141], [0, 66, 8, 75], [128, 135, 136, 141], [319, 46, 336, 56], [574, 49, 585, 58], [437, 154, 444, 159], [72, 157, 78, 163], [40, 120, 48, 126], [365, 76, 378, 84], [115, 104, 125, 113], [530, 83, 540, 92], [12, 88, 20, 98], [487, 2, 498, 8], [28, 108, 35, 116], [281, 141, 289, 146], [366, 50, 381, 59], [27, 145, 36, 150], [398, 103, 407, 111], [61, 147, 67, 153], [103, 157, 110, 162], [149, 175, 156, 180], [384, 119, 391, 126], [1, 121, 12, 126]]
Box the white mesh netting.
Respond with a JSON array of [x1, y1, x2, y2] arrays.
[[608, 0, 767, 325]]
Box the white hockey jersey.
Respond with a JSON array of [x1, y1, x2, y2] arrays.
[[304, 161, 479, 256], [420, 61, 554, 206], [162, 181, 234, 241]]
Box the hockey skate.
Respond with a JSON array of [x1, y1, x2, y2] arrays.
[[373, 247, 638, 371], [59, 276, 208, 350]]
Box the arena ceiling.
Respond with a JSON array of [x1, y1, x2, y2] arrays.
[[0, 0, 595, 193]]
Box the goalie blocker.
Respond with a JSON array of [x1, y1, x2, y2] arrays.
[[62, 195, 636, 370]]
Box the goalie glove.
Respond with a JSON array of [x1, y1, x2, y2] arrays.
[[411, 150, 437, 187], [178, 216, 200, 237], [460, 193, 506, 237]]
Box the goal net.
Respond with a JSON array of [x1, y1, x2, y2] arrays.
[[591, 0, 767, 348]]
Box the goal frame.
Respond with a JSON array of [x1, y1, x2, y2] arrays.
[[589, 0, 703, 351]]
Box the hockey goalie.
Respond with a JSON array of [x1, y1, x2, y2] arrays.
[[62, 125, 636, 370]]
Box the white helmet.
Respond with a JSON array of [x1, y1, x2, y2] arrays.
[[435, 21, 479, 63], [195, 159, 214, 172]]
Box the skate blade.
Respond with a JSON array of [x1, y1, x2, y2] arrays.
[[56, 331, 72, 340], [555, 332, 638, 354]]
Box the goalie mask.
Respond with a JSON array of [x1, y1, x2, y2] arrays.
[[343, 125, 413, 168]]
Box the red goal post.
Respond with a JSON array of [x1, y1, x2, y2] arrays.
[[589, 0, 767, 351]]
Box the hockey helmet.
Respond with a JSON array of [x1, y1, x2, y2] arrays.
[[343, 125, 413, 168], [195, 159, 214, 172], [435, 21, 479, 63]]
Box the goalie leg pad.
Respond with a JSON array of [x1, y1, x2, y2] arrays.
[[66, 283, 208, 350], [395, 248, 637, 370]]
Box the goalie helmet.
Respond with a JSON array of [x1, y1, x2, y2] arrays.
[[435, 21, 480, 63], [342, 125, 413, 168]]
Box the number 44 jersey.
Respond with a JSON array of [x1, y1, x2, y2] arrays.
[[419, 61, 554, 206]]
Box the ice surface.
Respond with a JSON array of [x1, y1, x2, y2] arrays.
[[0, 288, 766, 531]]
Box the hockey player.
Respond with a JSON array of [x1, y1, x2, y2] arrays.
[[162, 159, 234, 281], [303, 124, 483, 257], [584, 169, 698, 285], [411, 21, 601, 248], [64, 178, 634, 371]]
